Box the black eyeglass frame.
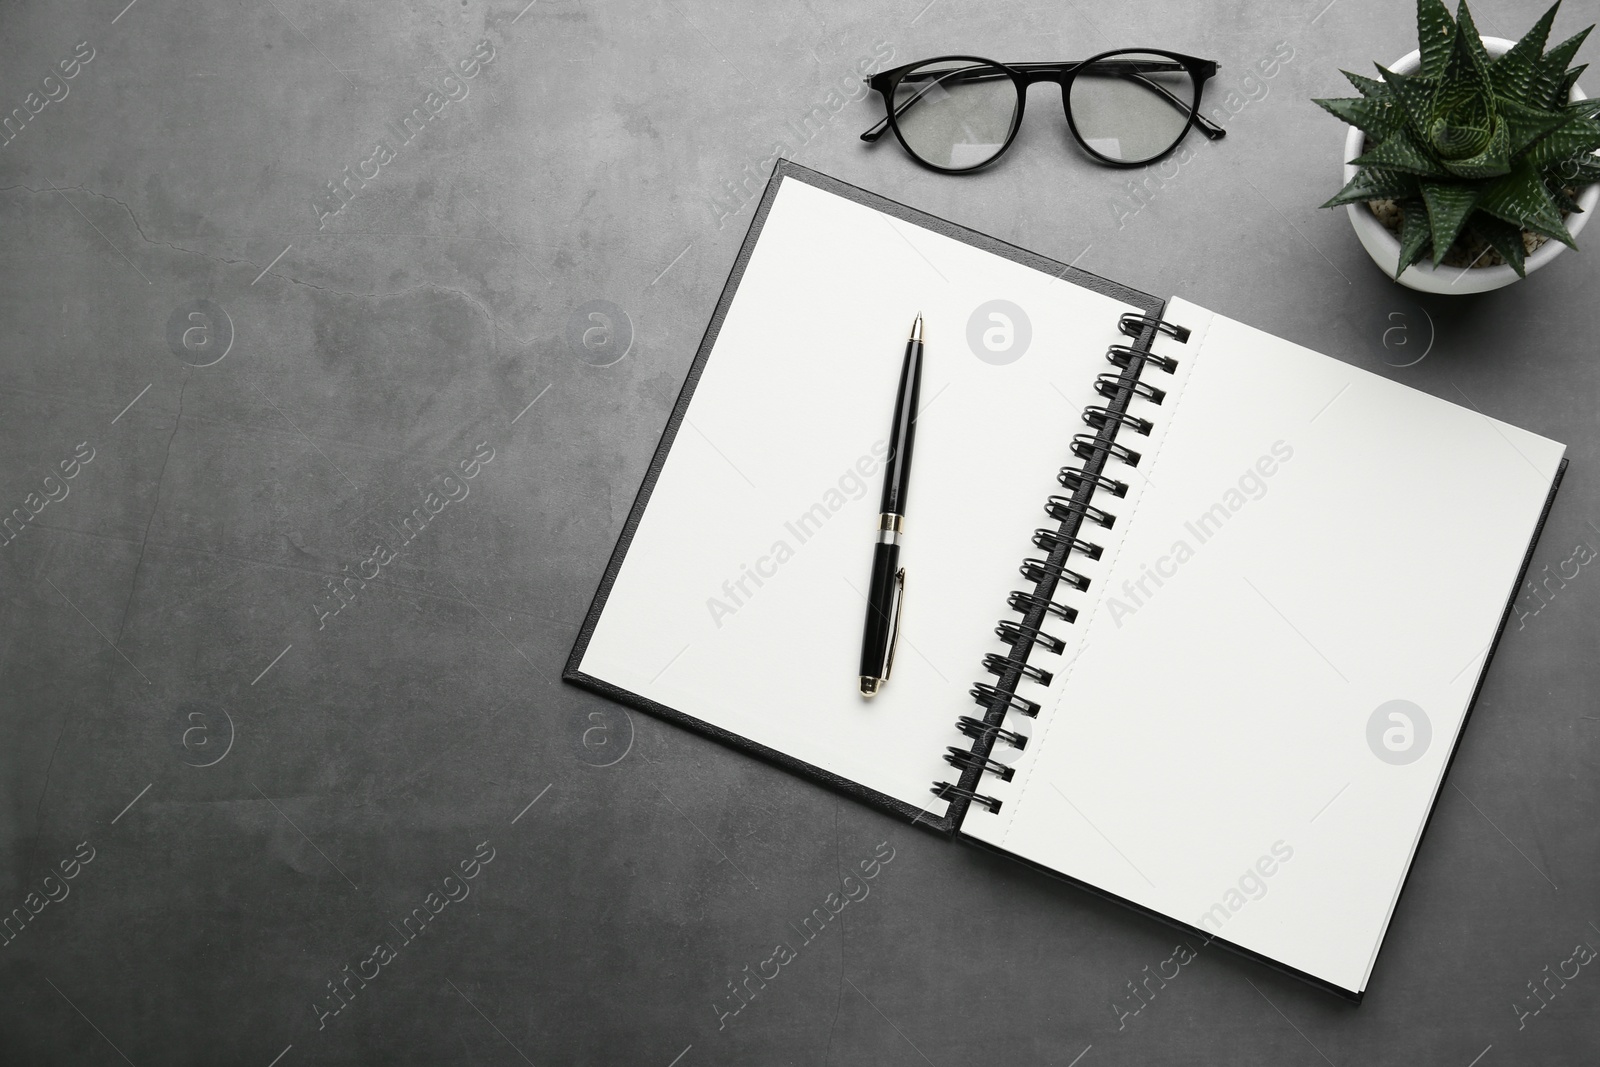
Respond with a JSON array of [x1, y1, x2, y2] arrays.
[[861, 50, 1226, 174]]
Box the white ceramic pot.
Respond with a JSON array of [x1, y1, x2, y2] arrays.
[[1343, 36, 1599, 293]]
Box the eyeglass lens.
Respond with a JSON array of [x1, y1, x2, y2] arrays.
[[1067, 52, 1197, 164], [892, 60, 1018, 171]]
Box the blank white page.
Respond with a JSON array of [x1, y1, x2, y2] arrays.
[[579, 176, 1144, 814], [961, 296, 1564, 993]]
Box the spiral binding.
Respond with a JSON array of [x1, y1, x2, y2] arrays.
[[1033, 528, 1102, 561], [983, 652, 1052, 686], [1059, 467, 1127, 499], [1020, 556, 1090, 593], [932, 782, 1002, 812], [932, 311, 1189, 816], [1083, 405, 1153, 436], [1007, 589, 1076, 622], [969, 683, 1039, 717], [944, 746, 1016, 781], [1096, 372, 1165, 405], [1044, 496, 1115, 529], [995, 619, 1066, 654], [1072, 433, 1142, 468], [1108, 344, 1179, 375], [1120, 310, 1189, 342], [956, 715, 1028, 749]]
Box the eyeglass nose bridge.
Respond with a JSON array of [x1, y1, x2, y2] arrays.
[[1006, 62, 1083, 86]]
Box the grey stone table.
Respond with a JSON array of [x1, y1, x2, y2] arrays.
[[2, 1, 1596, 1064]]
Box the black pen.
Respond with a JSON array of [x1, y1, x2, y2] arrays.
[[859, 313, 923, 698]]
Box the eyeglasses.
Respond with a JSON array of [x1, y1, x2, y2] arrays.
[[861, 51, 1225, 173]]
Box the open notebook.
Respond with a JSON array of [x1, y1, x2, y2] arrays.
[[565, 161, 1565, 999]]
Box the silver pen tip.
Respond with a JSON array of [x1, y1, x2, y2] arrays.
[[910, 313, 923, 344], [859, 677, 882, 698]]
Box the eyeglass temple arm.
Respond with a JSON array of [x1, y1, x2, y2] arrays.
[[861, 61, 1226, 142], [1112, 69, 1227, 139]]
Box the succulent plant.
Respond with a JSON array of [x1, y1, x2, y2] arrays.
[[1315, 0, 1600, 277]]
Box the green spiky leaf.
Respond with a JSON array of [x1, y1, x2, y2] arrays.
[[1453, 1, 1496, 82], [1535, 28, 1593, 107], [1558, 63, 1587, 103], [1342, 69, 1388, 98], [1379, 65, 1441, 141], [1397, 200, 1435, 276], [1478, 158, 1577, 246], [1315, 94, 1407, 139], [1353, 126, 1450, 175], [1558, 157, 1600, 184], [1469, 213, 1529, 275], [1491, 3, 1560, 102], [1422, 181, 1484, 261], [1499, 97, 1576, 154], [1523, 116, 1600, 168], [1417, 0, 1457, 81], [1550, 183, 1583, 212], [1322, 168, 1422, 207]]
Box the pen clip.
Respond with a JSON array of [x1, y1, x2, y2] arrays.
[[884, 567, 905, 680]]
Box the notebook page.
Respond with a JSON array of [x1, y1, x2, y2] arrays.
[[578, 177, 1144, 814], [961, 296, 1564, 992]]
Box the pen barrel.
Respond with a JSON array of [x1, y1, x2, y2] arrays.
[[879, 338, 923, 515], [859, 541, 901, 681]]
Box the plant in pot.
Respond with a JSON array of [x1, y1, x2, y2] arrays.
[[1315, 0, 1600, 292]]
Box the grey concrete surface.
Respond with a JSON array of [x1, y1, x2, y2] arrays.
[[1, 0, 1597, 1064]]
